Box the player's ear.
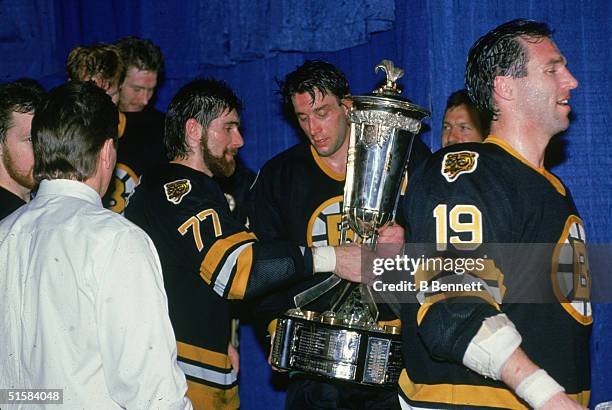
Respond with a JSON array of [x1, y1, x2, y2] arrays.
[[493, 75, 514, 102], [340, 97, 352, 113], [185, 118, 204, 149], [100, 138, 115, 170]]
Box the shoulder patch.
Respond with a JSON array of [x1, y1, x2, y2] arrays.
[[164, 179, 192, 204], [441, 151, 479, 182]]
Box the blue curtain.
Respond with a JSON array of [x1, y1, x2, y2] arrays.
[[1, 0, 610, 406]]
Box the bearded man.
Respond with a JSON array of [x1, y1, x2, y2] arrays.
[[125, 78, 400, 409], [0, 80, 44, 219]]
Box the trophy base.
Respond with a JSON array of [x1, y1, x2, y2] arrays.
[[271, 310, 403, 386]]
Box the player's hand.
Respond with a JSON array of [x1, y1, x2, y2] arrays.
[[539, 393, 587, 410], [228, 342, 239, 375], [334, 243, 367, 283], [377, 222, 405, 244], [376, 222, 405, 260]]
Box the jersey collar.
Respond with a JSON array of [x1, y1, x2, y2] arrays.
[[484, 136, 566, 196]]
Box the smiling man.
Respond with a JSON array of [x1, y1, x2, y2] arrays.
[[0, 80, 44, 219], [400, 19, 589, 410]]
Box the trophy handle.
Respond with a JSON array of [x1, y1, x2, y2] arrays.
[[293, 274, 343, 308]]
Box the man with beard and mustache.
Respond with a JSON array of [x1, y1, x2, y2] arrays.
[[0, 80, 44, 219], [126, 78, 402, 409]]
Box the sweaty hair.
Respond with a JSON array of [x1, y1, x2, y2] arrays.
[[32, 81, 118, 182], [66, 43, 125, 89], [278, 60, 350, 108], [115, 36, 164, 80], [165, 78, 242, 160], [465, 18, 552, 121], [0, 79, 45, 143]]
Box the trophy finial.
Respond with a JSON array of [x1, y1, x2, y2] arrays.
[[374, 59, 404, 95]]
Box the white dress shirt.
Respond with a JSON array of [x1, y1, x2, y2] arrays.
[[0, 179, 192, 409]]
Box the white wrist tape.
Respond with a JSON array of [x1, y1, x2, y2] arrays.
[[312, 246, 336, 273], [515, 369, 565, 409], [462, 313, 522, 380]]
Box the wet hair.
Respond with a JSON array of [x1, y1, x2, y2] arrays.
[[115, 36, 164, 80], [0, 79, 45, 143], [165, 78, 242, 160], [32, 81, 118, 182], [445, 89, 488, 135], [278, 60, 350, 108], [66, 43, 125, 88], [465, 18, 552, 120]]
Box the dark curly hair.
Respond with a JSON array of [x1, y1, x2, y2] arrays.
[[165, 78, 242, 160], [465, 19, 552, 121], [278, 60, 350, 108], [0, 80, 45, 143], [115, 36, 164, 80], [66, 43, 124, 90]]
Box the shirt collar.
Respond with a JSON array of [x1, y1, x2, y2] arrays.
[[36, 179, 103, 207]]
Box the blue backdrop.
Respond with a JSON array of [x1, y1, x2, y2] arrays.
[[1, 0, 610, 406]]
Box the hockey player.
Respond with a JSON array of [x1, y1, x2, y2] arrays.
[[399, 19, 589, 409]]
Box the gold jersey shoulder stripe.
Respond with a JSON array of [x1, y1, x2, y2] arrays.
[[399, 368, 590, 408], [200, 231, 257, 299]]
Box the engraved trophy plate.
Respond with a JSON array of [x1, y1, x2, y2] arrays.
[[271, 310, 403, 385], [271, 60, 429, 386]]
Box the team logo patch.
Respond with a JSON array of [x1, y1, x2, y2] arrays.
[[552, 215, 592, 324], [441, 151, 479, 182], [164, 179, 192, 204]]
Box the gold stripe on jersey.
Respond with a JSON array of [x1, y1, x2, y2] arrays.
[[186, 379, 239, 410], [227, 243, 253, 300], [200, 231, 257, 298], [399, 369, 590, 409], [177, 341, 231, 370], [310, 145, 345, 181], [118, 111, 126, 138], [485, 136, 566, 196]]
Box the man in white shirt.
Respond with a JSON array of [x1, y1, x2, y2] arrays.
[[0, 81, 192, 409]]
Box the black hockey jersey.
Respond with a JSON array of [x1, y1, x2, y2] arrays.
[[399, 136, 591, 409], [248, 138, 430, 329], [104, 108, 168, 213], [126, 163, 314, 409], [0, 185, 25, 220]]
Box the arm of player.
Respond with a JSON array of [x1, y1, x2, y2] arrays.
[[97, 229, 192, 410], [463, 314, 585, 409]]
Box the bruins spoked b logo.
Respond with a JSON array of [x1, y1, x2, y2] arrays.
[[552, 215, 592, 324], [307, 196, 358, 246]]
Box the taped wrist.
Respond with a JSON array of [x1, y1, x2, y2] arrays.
[[515, 369, 565, 409], [462, 313, 522, 380], [312, 246, 336, 273]]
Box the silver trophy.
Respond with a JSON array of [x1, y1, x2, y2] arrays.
[[271, 60, 429, 386]]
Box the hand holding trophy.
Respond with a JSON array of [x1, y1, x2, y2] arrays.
[[271, 60, 429, 386]]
